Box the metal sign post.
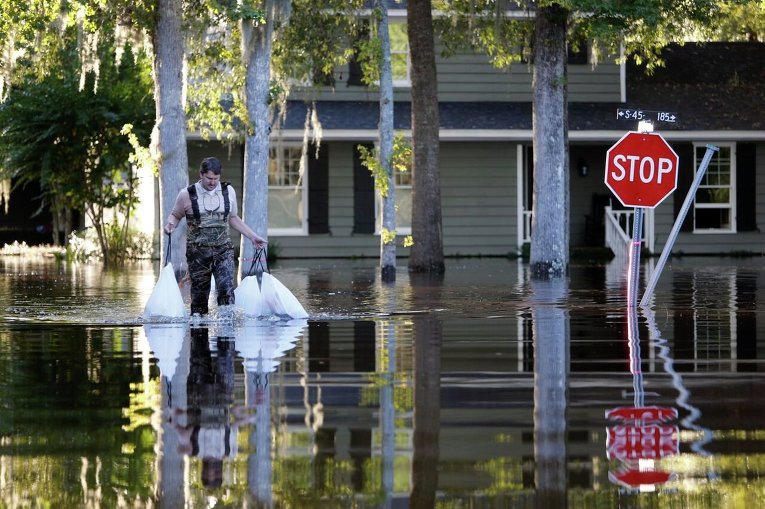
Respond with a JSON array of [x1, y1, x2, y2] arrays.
[[640, 144, 720, 307], [627, 208, 644, 307]]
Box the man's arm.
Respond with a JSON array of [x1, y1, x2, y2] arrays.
[[164, 190, 188, 234], [229, 215, 267, 247], [226, 186, 266, 246]]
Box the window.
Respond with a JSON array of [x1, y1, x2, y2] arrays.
[[389, 22, 410, 86], [693, 143, 735, 232], [377, 162, 412, 235], [347, 21, 410, 88], [268, 146, 307, 235]]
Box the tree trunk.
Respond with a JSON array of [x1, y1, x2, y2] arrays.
[[153, 0, 189, 275], [240, 0, 280, 277], [530, 5, 569, 278], [377, 1, 396, 281], [51, 198, 61, 246], [407, 0, 444, 274]]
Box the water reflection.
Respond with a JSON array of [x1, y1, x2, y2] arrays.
[[531, 277, 569, 509], [605, 308, 680, 492], [0, 258, 764, 507]]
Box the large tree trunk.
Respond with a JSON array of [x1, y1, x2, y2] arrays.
[[530, 5, 569, 278], [407, 0, 444, 273], [240, 0, 279, 277], [377, 1, 396, 281], [153, 0, 189, 274]]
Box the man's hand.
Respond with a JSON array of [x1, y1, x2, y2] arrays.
[[164, 222, 177, 234]]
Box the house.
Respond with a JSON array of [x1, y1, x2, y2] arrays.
[[188, 28, 765, 258]]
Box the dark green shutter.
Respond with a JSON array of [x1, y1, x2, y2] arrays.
[[674, 143, 695, 232], [736, 143, 757, 232], [353, 144, 375, 234], [308, 143, 329, 234]]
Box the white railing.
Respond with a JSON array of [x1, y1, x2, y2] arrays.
[[605, 206, 648, 258]]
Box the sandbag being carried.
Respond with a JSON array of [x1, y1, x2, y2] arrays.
[[261, 272, 308, 319], [234, 274, 267, 317], [143, 262, 186, 320]]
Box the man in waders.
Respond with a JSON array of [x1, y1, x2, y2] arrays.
[[164, 157, 267, 316]]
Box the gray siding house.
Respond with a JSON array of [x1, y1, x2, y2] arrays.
[[189, 31, 765, 258]]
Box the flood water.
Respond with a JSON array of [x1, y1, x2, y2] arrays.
[[0, 255, 764, 508]]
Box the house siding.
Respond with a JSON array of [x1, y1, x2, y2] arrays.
[[291, 46, 621, 104], [440, 142, 517, 256]]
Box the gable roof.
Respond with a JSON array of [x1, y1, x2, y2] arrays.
[[276, 42, 765, 140]]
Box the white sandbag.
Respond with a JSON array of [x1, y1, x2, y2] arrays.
[[143, 323, 187, 380], [234, 275, 267, 317], [261, 272, 308, 319], [235, 319, 307, 373], [143, 262, 186, 319]]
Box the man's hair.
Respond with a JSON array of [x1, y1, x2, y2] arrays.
[[200, 157, 222, 175]]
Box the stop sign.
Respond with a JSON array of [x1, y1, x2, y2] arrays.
[[605, 131, 679, 208]]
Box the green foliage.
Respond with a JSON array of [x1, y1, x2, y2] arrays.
[[185, 14, 247, 142], [700, 1, 765, 41], [381, 227, 397, 245], [67, 225, 152, 262], [0, 35, 154, 263], [272, 0, 365, 89], [358, 133, 412, 198], [433, 0, 723, 72], [356, 35, 384, 86]]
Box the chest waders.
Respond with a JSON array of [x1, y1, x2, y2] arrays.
[[186, 183, 236, 315]]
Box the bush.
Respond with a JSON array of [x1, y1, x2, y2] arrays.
[[67, 227, 152, 262]]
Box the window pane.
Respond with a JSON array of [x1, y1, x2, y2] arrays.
[[696, 188, 730, 204], [389, 24, 408, 52], [694, 143, 733, 232], [268, 188, 303, 229], [396, 187, 412, 229], [268, 147, 305, 230], [269, 147, 302, 186], [395, 169, 411, 186], [695, 208, 730, 229], [391, 55, 407, 82]]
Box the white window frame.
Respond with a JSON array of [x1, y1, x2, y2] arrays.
[[374, 147, 412, 236], [268, 144, 308, 236], [387, 20, 411, 88], [692, 142, 736, 234]]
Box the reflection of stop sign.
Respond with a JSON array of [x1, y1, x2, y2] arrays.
[[605, 131, 679, 208], [609, 469, 673, 489]]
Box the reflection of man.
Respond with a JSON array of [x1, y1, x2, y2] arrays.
[[164, 157, 267, 315], [166, 327, 240, 488]]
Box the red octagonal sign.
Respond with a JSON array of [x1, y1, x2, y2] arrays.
[[605, 131, 679, 208]]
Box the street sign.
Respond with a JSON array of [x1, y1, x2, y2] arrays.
[[605, 131, 680, 208], [606, 424, 679, 460], [609, 468, 673, 489], [616, 109, 678, 124]]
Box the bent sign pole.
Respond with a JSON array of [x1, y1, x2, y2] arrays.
[[640, 144, 720, 308], [605, 130, 679, 307]]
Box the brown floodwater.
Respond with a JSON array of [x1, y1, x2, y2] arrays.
[[0, 255, 763, 508]]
